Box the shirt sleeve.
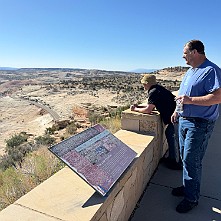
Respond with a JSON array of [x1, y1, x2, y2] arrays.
[[204, 68, 221, 93], [148, 88, 159, 105]]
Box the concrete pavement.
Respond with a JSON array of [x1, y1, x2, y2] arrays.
[[131, 109, 221, 221]]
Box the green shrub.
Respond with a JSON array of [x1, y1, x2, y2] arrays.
[[0, 155, 16, 170], [66, 122, 77, 135], [0, 147, 65, 211], [35, 135, 55, 146], [45, 124, 59, 135], [0, 167, 26, 209], [5, 133, 28, 150], [21, 147, 64, 184], [99, 116, 121, 134], [2, 134, 33, 170]]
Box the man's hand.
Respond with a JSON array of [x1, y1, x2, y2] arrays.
[[171, 111, 178, 124], [176, 95, 191, 104], [130, 104, 136, 111], [176, 88, 221, 106]]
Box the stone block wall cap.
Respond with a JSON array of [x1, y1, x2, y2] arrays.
[[122, 109, 159, 115], [122, 110, 160, 120]]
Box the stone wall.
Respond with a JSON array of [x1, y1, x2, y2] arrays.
[[121, 109, 168, 160], [0, 109, 167, 221]]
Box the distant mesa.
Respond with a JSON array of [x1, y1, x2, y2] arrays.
[[131, 68, 158, 73], [0, 67, 159, 73], [0, 67, 19, 70]]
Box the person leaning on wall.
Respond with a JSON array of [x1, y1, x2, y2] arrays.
[[130, 74, 182, 170], [171, 39, 221, 213]]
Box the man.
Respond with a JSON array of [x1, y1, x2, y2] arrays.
[[171, 40, 221, 213], [130, 74, 181, 169]]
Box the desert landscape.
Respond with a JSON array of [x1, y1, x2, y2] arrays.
[[0, 67, 187, 156]]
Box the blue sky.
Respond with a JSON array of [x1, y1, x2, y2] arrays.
[[0, 0, 221, 71]]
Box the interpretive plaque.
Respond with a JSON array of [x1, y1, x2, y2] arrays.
[[49, 124, 137, 196]]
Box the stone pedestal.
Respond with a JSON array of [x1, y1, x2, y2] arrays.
[[121, 109, 168, 163]]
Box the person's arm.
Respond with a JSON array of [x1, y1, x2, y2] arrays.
[[177, 88, 221, 106], [130, 103, 155, 114]]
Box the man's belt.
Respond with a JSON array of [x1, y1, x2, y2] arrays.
[[181, 116, 209, 122]]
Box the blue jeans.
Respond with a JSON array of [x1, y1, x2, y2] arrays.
[[165, 122, 180, 162], [179, 117, 215, 202]]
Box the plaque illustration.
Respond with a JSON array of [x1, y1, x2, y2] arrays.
[[49, 124, 137, 196]]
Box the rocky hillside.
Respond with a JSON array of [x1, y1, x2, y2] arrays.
[[0, 67, 186, 155]]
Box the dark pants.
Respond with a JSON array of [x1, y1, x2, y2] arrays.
[[165, 122, 180, 163]]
